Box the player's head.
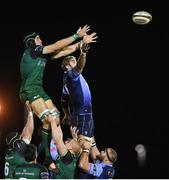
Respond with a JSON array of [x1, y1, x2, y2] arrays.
[[23, 32, 40, 48], [6, 131, 21, 149], [64, 138, 81, 156], [24, 144, 37, 162], [98, 148, 117, 163], [61, 56, 77, 70]]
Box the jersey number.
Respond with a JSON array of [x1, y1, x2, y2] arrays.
[[4, 162, 9, 176]]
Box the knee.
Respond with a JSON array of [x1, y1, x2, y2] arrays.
[[50, 108, 60, 118]]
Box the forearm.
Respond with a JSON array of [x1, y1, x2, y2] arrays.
[[79, 150, 90, 173], [75, 53, 86, 73], [91, 146, 100, 161], [21, 112, 34, 142], [43, 34, 79, 54], [51, 120, 61, 142], [90, 138, 100, 161], [52, 42, 80, 59], [51, 120, 67, 156]]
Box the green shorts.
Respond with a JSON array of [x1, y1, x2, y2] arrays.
[[19, 86, 50, 104]]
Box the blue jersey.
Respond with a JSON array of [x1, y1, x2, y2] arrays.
[[62, 68, 92, 115], [89, 160, 115, 179]]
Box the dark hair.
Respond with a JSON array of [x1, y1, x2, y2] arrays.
[[6, 131, 20, 148], [23, 32, 39, 48], [24, 144, 37, 162], [61, 56, 76, 70]]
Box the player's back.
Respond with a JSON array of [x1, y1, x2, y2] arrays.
[[13, 163, 49, 179], [4, 148, 26, 178]]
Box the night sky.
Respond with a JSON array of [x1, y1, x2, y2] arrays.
[[0, 0, 169, 178]]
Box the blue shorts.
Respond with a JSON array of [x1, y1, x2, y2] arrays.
[[70, 114, 94, 137]]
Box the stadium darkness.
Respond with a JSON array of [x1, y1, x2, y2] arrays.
[[0, 0, 169, 178]]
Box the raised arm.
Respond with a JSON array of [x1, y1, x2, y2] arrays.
[[75, 51, 87, 74], [75, 33, 98, 73], [90, 137, 100, 161], [20, 101, 34, 143], [43, 25, 90, 54], [78, 139, 92, 173], [50, 119, 67, 156], [51, 42, 80, 59]]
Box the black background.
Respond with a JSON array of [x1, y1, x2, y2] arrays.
[[0, 0, 169, 178]]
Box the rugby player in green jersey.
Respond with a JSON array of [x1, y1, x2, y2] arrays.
[[4, 101, 34, 178], [13, 144, 49, 179], [49, 117, 81, 179]]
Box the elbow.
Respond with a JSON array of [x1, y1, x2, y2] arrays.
[[78, 161, 83, 170], [52, 52, 64, 59]]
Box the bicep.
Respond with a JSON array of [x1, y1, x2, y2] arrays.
[[43, 44, 57, 54], [20, 128, 31, 144]]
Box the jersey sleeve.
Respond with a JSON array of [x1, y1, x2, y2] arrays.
[[30, 45, 44, 59], [61, 151, 74, 164], [50, 140, 59, 161], [67, 68, 80, 79]]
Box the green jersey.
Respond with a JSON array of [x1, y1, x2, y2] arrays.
[[54, 151, 77, 179], [13, 163, 49, 179], [4, 148, 26, 178], [19, 46, 50, 103], [20, 46, 47, 89]]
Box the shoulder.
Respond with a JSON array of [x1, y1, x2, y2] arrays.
[[30, 45, 44, 58], [67, 68, 80, 79], [100, 164, 115, 178], [32, 45, 44, 51], [60, 151, 74, 164], [14, 139, 27, 153]]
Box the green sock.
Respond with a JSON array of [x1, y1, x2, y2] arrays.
[[41, 128, 51, 158]]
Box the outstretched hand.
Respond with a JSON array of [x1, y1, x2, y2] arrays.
[[80, 43, 90, 54], [77, 25, 90, 38], [83, 33, 98, 44], [70, 126, 79, 141]]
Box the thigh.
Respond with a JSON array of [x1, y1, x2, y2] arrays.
[[45, 99, 57, 110], [31, 98, 48, 116]]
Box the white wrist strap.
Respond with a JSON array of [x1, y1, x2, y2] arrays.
[[83, 149, 90, 153]]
